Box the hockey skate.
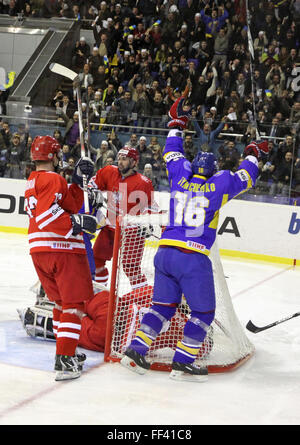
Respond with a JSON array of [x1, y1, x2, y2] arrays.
[[54, 355, 82, 381], [169, 361, 208, 383], [120, 347, 150, 375]]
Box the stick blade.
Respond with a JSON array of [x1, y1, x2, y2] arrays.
[[49, 63, 77, 81], [246, 320, 261, 333]]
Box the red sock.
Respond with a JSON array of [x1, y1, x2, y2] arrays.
[[56, 312, 81, 356], [52, 305, 62, 339]]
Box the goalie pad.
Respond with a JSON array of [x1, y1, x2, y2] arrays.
[[19, 280, 110, 341], [29, 280, 54, 309]]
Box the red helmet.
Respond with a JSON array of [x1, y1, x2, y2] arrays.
[[118, 146, 139, 163], [31, 136, 61, 161]]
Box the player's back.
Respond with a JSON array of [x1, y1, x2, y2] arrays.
[[161, 171, 225, 254], [25, 170, 85, 254], [161, 159, 257, 255]]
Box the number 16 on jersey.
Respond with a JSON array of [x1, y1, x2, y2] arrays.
[[173, 191, 209, 236]]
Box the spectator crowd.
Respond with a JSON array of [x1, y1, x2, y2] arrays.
[[0, 0, 299, 198]]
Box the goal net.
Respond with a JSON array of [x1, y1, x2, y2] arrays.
[[104, 214, 254, 373]]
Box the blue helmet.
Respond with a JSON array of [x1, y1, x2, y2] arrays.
[[191, 152, 218, 178]]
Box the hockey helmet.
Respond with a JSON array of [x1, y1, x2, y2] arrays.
[[192, 151, 218, 178], [118, 146, 139, 163], [31, 135, 61, 162]]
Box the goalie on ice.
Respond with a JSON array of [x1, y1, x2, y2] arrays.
[[120, 87, 269, 382], [18, 281, 212, 361], [18, 281, 109, 353]]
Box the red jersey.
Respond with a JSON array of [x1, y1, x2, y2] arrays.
[[25, 170, 85, 254], [89, 165, 154, 227]]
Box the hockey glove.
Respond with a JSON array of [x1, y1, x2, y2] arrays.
[[70, 213, 97, 236], [244, 141, 269, 160], [88, 188, 105, 210], [72, 157, 94, 188], [168, 97, 192, 130]]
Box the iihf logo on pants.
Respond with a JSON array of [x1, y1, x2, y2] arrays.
[[288, 213, 300, 234]]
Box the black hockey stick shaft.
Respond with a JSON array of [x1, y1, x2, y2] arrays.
[[246, 312, 300, 333]]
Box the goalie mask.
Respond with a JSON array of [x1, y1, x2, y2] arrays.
[[17, 306, 55, 341]]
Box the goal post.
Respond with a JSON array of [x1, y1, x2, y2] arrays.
[[104, 214, 254, 373]]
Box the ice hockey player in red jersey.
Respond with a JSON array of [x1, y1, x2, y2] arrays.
[[89, 146, 155, 288], [18, 282, 109, 352], [19, 283, 212, 360], [25, 135, 97, 381]]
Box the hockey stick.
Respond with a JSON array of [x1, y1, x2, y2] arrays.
[[85, 96, 91, 158], [246, 312, 300, 333], [245, 0, 262, 141], [49, 63, 90, 213]]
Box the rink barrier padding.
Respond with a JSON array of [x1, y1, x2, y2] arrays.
[[1, 221, 299, 269], [219, 249, 298, 266], [0, 224, 298, 266], [0, 226, 28, 235], [1, 177, 300, 265]]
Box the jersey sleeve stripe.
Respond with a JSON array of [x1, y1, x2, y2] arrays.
[[36, 203, 61, 222], [37, 208, 65, 229], [64, 227, 74, 239]]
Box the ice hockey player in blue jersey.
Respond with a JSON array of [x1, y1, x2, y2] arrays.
[[121, 92, 269, 382]]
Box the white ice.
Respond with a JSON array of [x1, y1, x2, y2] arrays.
[[0, 232, 300, 426]]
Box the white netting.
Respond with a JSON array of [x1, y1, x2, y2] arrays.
[[106, 214, 254, 373]]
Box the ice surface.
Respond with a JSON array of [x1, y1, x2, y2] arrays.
[[1, 232, 300, 425]]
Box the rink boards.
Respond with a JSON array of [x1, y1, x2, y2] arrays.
[[0, 177, 300, 265]]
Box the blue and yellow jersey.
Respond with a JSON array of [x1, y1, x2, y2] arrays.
[[160, 132, 259, 255]]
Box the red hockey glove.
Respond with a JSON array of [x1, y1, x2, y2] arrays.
[[244, 141, 269, 160], [257, 141, 269, 156], [167, 97, 192, 130]]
